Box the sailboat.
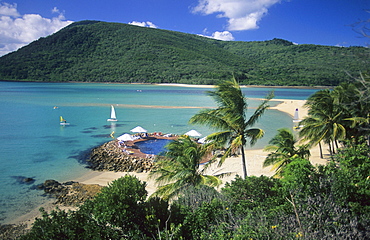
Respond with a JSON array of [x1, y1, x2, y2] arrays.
[[60, 116, 70, 125], [107, 105, 118, 121], [293, 108, 303, 130], [293, 108, 300, 123]]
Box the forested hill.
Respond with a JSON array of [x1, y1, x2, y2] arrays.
[[0, 20, 369, 86]]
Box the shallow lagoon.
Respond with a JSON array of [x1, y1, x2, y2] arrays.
[[0, 82, 318, 223]]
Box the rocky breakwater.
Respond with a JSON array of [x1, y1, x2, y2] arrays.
[[86, 140, 154, 172]]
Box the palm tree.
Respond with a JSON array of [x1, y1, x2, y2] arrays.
[[299, 89, 347, 156], [189, 77, 274, 178], [336, 76, 370, 143], [263, 128, 310, 176], [299, 116, 326, 158], [149, 135, 227, 200]]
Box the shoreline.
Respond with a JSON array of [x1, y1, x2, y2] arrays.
[[6, 98, 328, 228], [1, 80, 331, 90], [156, 83, 330, 90]]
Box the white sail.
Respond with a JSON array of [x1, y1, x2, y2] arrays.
[[107, 105, 118, 121], [293, 108, 300, 123], [111, 105, 116, 119]]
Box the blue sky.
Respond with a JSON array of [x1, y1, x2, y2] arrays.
[[0, 0, 369, 56]]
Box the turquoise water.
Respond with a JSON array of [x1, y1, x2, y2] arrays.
[[0, 81, 318, 223]]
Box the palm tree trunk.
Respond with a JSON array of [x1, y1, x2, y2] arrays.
[[332, 140, 336, 154], [319, 142, 323, 159], [328, 141, 333, 156], [241, 145, 247, 178]]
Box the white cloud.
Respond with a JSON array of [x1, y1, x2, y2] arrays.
[[128, 21, 158, 28], [193, 0, 281, 31], [0, 3, 73, 56], [52, 7, 60, 14], [199, 30, 235, 41], [0, 2, 19, 17], [212, 31, 234, 40]]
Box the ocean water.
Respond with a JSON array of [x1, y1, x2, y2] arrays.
[[0, 81, 318, 224]]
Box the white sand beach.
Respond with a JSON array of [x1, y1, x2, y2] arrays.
[[9, 98, 330, 227], [75, 99, 327, 190]]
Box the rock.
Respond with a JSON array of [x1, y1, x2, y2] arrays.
[[54, 182, 103, 206], [22, 177, 35, 183], [41, 180, 67, 195], [85, 140, 157, 172], [34, 179, 103, 206], [0, 223, 28, 239], [11, 176, 36, 185], [63, 181, 78, 185]]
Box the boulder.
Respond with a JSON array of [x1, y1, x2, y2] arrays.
[[40, 180, 67, 195], [35, 180, 103, 206], [11, 176, 35, 184]]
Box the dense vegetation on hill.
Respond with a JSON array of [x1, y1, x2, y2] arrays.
[[0, 20, 369, 86]]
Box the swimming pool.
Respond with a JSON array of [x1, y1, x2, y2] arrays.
[[134, 139, 172, 155]]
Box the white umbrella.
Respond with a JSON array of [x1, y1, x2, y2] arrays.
[[130, 126, 147, 133], [117, 133, 134, 141], [198, 136, 210, 144], [184, 129, 202, 137]]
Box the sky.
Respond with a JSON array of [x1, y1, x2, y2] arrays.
[[0, 0, 369, 56]]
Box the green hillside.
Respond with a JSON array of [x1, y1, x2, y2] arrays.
[[0, 20, 369, 86]]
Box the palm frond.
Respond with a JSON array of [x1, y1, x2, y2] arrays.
[[245, 128, 264, 146], [189, 109, 234, 131], [200, 175, 222, 187], [189, 77, 273, 178], [245, 91, 274, 126], [150, 135, 223, 199]]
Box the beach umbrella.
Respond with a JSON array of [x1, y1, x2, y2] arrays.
[[293, 108, 300, 123], [117, 133, 134, 141], [184, 129, 202, 137], [198, 136, 210, 144], [130, 126, 147, 133]]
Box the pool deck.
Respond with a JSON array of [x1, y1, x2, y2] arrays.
[[118, 134, 178, 158]]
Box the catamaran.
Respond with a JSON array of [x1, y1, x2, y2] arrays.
[[107, 105, 118, 121], [60, 116, 70, 125]]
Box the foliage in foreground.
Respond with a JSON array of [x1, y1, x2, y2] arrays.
[[149, 135, 225, 200], [20, 141, 370, 239], [263, 128, 310, 176]]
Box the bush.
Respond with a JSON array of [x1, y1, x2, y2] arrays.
[[20, 207, 120, 240], [221, 175, 285, 214]]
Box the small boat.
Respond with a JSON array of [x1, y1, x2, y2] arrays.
[[293, 108, 300, 123], [60, 116, 70, 125], [107, 105, 118, 122]]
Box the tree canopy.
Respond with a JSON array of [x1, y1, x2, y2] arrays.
[[0, 20, 369, 86]]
